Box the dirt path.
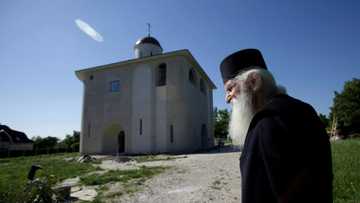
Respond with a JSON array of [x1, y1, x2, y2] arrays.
[[118, 149, 241, 203]]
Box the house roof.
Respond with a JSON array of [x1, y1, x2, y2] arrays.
[[0, 125, 33, 143], [75, 49, 216, 89], [0, 130, 11, 142]]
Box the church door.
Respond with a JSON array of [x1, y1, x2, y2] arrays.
[[118, 131, 125, 153]]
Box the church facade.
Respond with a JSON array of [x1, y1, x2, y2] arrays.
[[75, 36, 216, 154]]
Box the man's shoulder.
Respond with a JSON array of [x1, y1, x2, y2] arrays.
[[248, 110, 283, 136], [263, 94, 318, 122], [249, 94, 317, 132], [267, 94, 313, 112]]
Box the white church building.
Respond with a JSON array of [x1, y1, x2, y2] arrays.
[[75, 35, 216, 154]]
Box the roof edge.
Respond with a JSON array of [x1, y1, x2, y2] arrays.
[[179, 50, 217, 89], [74, 49, 217, 89]]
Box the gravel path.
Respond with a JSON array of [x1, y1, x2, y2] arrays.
[[117, 149, 241, 203]]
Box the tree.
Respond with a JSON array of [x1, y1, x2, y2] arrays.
[[214, 108, 230, 139], [329, 78, 360, 135], [58, 131, 80, 151], [319, 113, 330, 129], [32, 136, 59, 150]]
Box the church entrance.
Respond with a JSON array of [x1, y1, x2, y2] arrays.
[[201, 124, 207, 149], [117, 131, 125, 153]]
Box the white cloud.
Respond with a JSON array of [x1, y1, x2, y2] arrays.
[[75, 19, 104, 42]]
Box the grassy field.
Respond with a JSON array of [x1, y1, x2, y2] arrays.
[[0, 153, 170, 202], [0, 153, 97, 202], [332, 138, 360, 203], [80, 165, 168, 186], [84, 165, 169, 202]]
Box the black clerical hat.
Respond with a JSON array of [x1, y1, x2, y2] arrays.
[[220, 49, 267, 83]]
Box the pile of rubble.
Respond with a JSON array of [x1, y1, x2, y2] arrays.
[[77, 154, 97, 163]]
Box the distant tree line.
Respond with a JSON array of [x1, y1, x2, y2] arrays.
[[32, 131, 80, 153], [0, 131, 80, 158]]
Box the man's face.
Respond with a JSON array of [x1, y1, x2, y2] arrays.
[[224, 79, 241, 103]]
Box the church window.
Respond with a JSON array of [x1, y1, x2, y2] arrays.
[[189, 68, 197, 85], [200, 79, 206, 94], [139, 119, 142, 135], [170, 125, 174, 143], [110, 80, 120, 92], [157, 63, 167, 86]]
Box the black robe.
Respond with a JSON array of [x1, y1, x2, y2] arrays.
[[240, 94, 333, 203]]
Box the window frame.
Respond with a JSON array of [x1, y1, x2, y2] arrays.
[[139, 119, 143, 135], [188, 68, 197, 86], [200, 79, 207, 94], [157, 63, 167, 86], [170, 125, 174, 143], [109, 80, 120, 92]]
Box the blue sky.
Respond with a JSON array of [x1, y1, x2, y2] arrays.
[[1, 0, 359, 139]]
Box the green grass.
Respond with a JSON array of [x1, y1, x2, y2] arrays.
[[332, 138, 360, 203], [80, 165, 169, 186], [82, 166, 170, 202], [0, 153, 97, 203]]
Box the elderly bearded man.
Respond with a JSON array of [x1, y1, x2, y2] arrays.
[[220, 49, 333, 203]]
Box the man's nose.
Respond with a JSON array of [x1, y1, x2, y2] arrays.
[[226, 92, 234, 103]]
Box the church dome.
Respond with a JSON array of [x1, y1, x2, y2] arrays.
[[134, 36, 163, 58], [135, 36, 162, 48]]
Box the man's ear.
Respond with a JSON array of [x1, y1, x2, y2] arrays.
[[246, 72, 262, 92]]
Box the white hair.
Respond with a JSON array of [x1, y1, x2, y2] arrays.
[[235, 68, 286, 99], [228, 68, 286, 148]]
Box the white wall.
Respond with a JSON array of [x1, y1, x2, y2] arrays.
[[101, 66, 133, 154], [81, 73, 104, 154], [156, 56, 214, 153], [79, 52, 214, 155], [155, 86, 168, 153], [178, 56, 214, 151], [131, 64, 154, 153], [80, 66, 134, 154]]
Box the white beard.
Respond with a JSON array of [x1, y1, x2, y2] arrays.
[[229, 91, 255, 148]]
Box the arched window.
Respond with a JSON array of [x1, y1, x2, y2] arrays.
[[200, 79, 206, 94], [157, 63, 167, 86], [188, 68, 197, 85]]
